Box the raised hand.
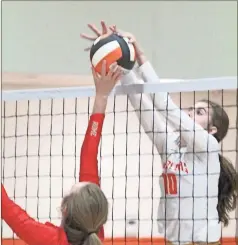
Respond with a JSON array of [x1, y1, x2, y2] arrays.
[[92, 61, 122, 114], [80, 21, 112, 51], [109, 25, 136, 44], [92, 61, 122, 98], [109, 26, 146, 65]]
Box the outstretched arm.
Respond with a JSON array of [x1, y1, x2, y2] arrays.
[[80, 61, 121, 184], [121, 71, 174, 155], [79, 61, 122, 241], [1, 184, 65, 245], [80, 22, 173, 154], [139, 61, 219, 153], [113, 28, 219, 153], [79, 96, 107, 240], [79, 96, 107, 185]]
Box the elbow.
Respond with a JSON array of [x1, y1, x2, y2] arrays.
[[196, 134, 220, 153], [207, 134, 220, 152]]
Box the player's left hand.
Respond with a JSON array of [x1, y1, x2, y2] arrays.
[[81, 21, 113, 51], [109, 25, 136, 44]]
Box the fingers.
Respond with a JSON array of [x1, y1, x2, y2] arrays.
[[84, 46, 92, 52], [109, 25, 117, 33], [128, 36, 135, 43], [88, 24, 101, 36], [107, 62, 117, 77], [101, 60, 107, 77], [109, 26, 114, 33], [91, 67, 100, 83], [101, 20, 108, 35], [108, 64, 123, 82], [108, 26, 135, 43], [112, 67, 123, 83], [80, 33, 97, 41], [94, 61, 122, 83], [113, 25, 118, 32]]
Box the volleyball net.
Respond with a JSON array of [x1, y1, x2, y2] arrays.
[[1, 76, 238, 245]]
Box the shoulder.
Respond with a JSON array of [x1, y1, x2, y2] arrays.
[[192, 135, 220, 166], [45, 222, 69, 245], [207, 134, 220, 152]]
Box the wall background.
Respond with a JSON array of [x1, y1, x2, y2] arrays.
[[2, 1, 237, 79], [2, 0, 237, 242]]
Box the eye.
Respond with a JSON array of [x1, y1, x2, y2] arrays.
[[196, 108, 205, 115]]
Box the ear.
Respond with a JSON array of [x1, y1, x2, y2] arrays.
[[60, 205, 67, 216], [209, 125, 217, 135]]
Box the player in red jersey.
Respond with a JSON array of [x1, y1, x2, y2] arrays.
[[1, 61, 122, 245]]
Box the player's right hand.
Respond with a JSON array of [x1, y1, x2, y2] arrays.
[[109, 26, 144, 58], [80, 21, 112, 51], [92, 60, 122, 98]]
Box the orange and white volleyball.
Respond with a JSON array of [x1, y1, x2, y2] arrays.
[[90, 33, 136, 74]]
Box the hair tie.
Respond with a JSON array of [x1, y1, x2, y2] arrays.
[[87, 230, 96, 236]]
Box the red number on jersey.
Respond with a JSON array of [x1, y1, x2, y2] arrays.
[[162, 173, 177, 195]]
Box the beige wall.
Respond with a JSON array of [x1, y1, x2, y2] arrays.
[[2, 1, 237, 78]]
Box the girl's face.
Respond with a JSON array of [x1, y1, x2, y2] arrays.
[[187, 101, 216, 135]]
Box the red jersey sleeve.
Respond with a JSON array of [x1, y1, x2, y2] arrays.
[[79, 113, 105, 240], [79, 113, 105, 185], [1, 184, 67, 245]]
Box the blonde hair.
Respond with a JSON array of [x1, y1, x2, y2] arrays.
[[61, 183, 108, 245]]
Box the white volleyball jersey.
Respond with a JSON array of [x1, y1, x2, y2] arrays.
[[121, 61, 221, 244]]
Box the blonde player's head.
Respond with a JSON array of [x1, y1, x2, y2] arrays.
[[188, 99, 237, 226], [61, 182, 108, 245]]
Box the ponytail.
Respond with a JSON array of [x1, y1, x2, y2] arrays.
[[217, 154, 238, 226], [64, 224, 102, 245], [84, 233, 102, 245], [61, 183, 108, 245]]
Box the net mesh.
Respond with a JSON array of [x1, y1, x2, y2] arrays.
[[1, 81, 237, 244]]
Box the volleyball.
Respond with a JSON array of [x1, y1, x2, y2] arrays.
[[90, 33, 136, 74]]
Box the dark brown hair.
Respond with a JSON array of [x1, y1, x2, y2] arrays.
[[61, 183, 108, 245], [201, 99, 238, 226]]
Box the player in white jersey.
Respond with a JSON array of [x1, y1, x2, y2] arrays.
[[81, 22, 237, 245]]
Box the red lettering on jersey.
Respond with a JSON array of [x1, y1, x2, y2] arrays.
[[162, 173, 177, 195], [163, 160, 188, 174], [183, 162, 188, 174], [90, 121, 99, 137], [162, 160, 189, 195], [163, 160, 173, 170]]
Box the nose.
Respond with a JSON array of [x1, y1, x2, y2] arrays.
[[187, 110, 193, 118]]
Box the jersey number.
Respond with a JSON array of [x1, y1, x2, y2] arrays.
[[162, 173, 177, 195]]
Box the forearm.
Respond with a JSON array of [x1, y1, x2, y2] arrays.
[[134, 41, 147, 66], [120, 70, 167, 154], [137, 54, 147, 66], [80, 113, 105, 185], [1, 184, 58, 245], [93, 95, 108, 114], [138, 61, 218, 152]]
